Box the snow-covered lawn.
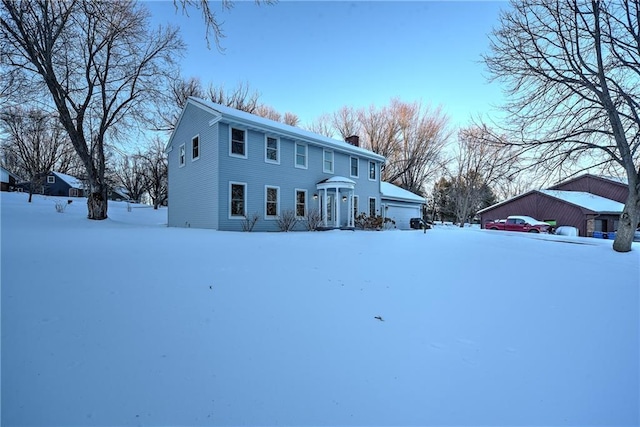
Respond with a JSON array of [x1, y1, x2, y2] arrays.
[[2, 192, 638, 426]]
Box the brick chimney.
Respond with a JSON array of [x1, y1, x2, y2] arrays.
[[345, 135, 360, 147]]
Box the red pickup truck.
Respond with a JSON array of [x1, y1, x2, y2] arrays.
[[484, 215, 552, 233]]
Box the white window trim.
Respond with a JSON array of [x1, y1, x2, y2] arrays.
[[229, 127, 248, 159], [264, 135, 280, 165], [192, 134, 200, 161], [229, 181, 247, 219], [350, 156, 359, 178], [323, 149, 334, 174], [47, 175, 55, 184], [179, 143, 186, 167], [264, 185, 280, 219], [369, 197, 377, 216], [295, 142, 308, 169], [368, 161, 376, 181], [295, 188, 307, 218]]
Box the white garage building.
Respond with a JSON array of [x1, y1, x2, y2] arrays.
[[380, 182, 426, 230]]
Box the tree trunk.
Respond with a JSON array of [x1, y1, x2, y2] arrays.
[[87, 185, 108, 220], [613, 184, 640, 253]]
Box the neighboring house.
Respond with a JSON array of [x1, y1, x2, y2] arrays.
[[1, 166, 21, 192], [109, 186, 131, 202], [43, 171, 85, 197], [478, 175, 628, 237], [166, 97, 424, 231], [380, 182, 427, 229]]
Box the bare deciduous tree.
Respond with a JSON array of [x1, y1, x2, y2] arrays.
[[174, 0, 274, 50], [138, 138, 168, 210], [446, 126, 516, 226], [382, 100, 451, 195], [207, 81, 261, 114], [1, 0, 184, 219], [0, 107, 76, 201], [111, 153, 147, 203], [283, 112, 300, 127], [484, 0, 640, 252], [305, 113, 335, 137], [332, 106, 361, 140]]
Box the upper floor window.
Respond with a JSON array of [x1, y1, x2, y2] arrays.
[[265, 136, 279, 164], [369, 161, 376, 180], [350, 157, 359, 178], [230, 182, 246, 217], [192, 135, 200, 160], [231, 128, 246, 158], [295, 143, 307, 169], [323, 150, 334, 173], [179, 144, 186, 166], [47, 175, 55, 184], [265, 186, 279, 218], [295, 189, 306, 218]]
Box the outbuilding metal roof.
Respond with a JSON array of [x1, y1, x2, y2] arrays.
[[538, 190, 624, 213]]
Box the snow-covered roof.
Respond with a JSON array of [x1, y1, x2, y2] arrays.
[[324, 176, 356, 184], [538, 190, 624, 213], [380, 182, 426, 203], [52, 171, 84, 189], [1, 166, 22, 182], [179, 97, 386, 162]]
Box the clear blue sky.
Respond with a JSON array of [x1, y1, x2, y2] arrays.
[[146, 1, 509, 129]]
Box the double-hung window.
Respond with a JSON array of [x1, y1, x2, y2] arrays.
[[179, 144, 186, 166], [323, 150, 334, 173], [230, 182, 246, 218], [295, 189, 306, 218], [192, 135, 200, 160], [265, 136, 279, 164], [295, 143, 307, 168], [350, 157, 359, 178], [265, 186, 279, 218], [231, 128, 246, 157], [369, 161, 376, 180]]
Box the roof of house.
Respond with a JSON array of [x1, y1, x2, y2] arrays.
[[1, 166, 22, 182], [552, 173, 629, 187], [52, 171, 84, 189], [478, 188, 624, 215], [538, 190, 624, 213], [171, 97, 385, 162], [380, 182, 426, 204], [476, 190, 537, 214]]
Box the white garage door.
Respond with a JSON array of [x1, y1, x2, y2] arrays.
[[385, 204, 421, 230]]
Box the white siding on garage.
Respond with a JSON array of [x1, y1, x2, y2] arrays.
[[384, 203, 420, 230]]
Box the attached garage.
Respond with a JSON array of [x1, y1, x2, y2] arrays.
[[380, 182, 426, 230]]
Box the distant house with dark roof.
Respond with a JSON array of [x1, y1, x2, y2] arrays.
[[42, 171, 85, 197], [478, 174, 628, 237], [1, 166, 21, 192]]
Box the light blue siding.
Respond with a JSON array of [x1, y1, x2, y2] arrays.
[[167, 103, 219, 229], [215, 123, 382, 231]]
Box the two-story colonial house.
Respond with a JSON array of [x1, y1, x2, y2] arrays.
[[166, 97, 424, 231]]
